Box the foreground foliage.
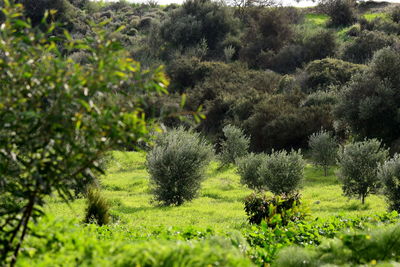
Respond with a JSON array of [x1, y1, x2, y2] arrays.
[[0, 2, 168, 264]]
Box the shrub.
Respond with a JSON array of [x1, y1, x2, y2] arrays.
[[219, 124, 250, 166], [160, 0, 239, 56], [146, 128, 213, 206], [302, 58, 365, 93], [244, 192, 306, 226], [391, 5, 400, 23], [337, 139, 389, 204], [236, 153, 266, 191], [335, 48, 400, 149], [308, 130, 338, 176], [341, 30, 395, 64], [239, 7, 294, 69], [84, 186, 110, 226], [318, 0, 357, 27], [302, 29, 337, 62], [258, 150, 305, 195], [378, 154, 400, 212]]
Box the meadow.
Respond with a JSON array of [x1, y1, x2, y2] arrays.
[[45, 151, 387, 232]]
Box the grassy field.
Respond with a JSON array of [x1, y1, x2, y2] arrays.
[[45, 151, 388, 234]]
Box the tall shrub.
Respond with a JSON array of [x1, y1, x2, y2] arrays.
[[337, 139, 389, 204], [378, 154, 400, 212], [146, 128, 213, 206], [258, 150, 305, 195], [308, 130, 338, 176], [219, 124, 250, 166]]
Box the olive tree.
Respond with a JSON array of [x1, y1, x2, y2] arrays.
[[146, 128, 213, 206], [219, 124, 250, 166], [378, 154, 400, 212], [0, 2, 169, 264], [258, 150, 305, 195], [308, 130, 338, 176], [337, 139, 389, 204]]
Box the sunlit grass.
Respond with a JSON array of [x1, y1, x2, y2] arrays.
[[45, 151, 388, 233]]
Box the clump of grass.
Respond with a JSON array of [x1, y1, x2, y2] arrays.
[[84, 186, 110, 226]]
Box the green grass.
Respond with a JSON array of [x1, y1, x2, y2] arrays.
[[45, 151, 388, 234]]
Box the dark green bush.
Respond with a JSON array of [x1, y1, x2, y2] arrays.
[[146, 128, 213, 206], [236, 153, 266, 191], [337, 139, 389, 204], [219, 124, 250, 166], [160, 0, 239, 57], [84, 186, 110, 226], [239, 7, 294, 69], [391, 5, 400, 23], [341, 30, 396, 64], [302, 58, 365, 93], [302, 29, 337, 62], [335, 47, 400, 149], [244, 193, 306, 226], [258, 150, 305, 195], [318, 0, 357, 27], [378, 154, 400, 212]]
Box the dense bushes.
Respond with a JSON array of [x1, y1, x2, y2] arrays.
[[341, 31, 397, 64], [239, 7, 295, 69], [335, 48, 400, 150], [146, 128, 213, 206], [160, 0, 239, 58], [337, 139, 389, 204], [302, 58, 365, 93], [378, 154, 400, 212]]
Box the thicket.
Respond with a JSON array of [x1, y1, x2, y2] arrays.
[[335, 47, 400, 151]]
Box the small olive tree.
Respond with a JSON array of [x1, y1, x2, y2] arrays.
[[219, 124, 250, 166], [378, 154, 400, 212], [0, 2, 169, 264], [308, 130, 338, 176], [146, 128, 213, 206], [337, 139, 389, 204], [236, 153, 267, 191], [258, 150, 305, 195]]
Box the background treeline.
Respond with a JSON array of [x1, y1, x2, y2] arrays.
[[15, 0, 400, 153]]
